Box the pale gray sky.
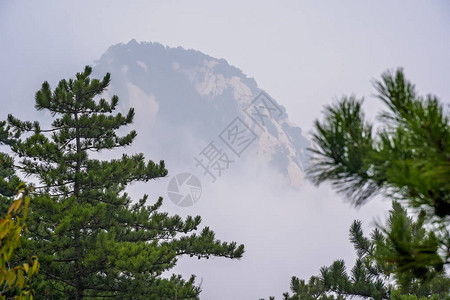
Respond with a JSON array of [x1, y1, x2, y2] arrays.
[[1, 1, 449, 299], [1, 1, 449, 129]]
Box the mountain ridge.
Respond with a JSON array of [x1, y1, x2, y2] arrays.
[[93, 40, 311, 187]]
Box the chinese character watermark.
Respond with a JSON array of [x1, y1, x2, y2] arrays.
[[193, 141, 234, 182], [244, 91, 283, 129], [168, 91, 284, 206], [219, 117, 257, 157]]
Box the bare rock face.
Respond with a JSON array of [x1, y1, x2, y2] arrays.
[[94, 40, 311, 186]]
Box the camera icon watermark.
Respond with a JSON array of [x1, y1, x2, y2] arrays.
[[167, 173, 202, 207]]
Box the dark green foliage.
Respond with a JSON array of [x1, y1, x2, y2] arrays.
[[282, 276, 345, 300], [345, 204, 449, 298], [6, 66, 244, 299], [309, 68, 450, 278], [265, 202, 450, 300], [373, 71, 450, 217], [0, 121, 20, 214], [390, 290, 450, 300], [309, 69, 450, 217], [309, 97, 378, 205], [375, 202, 448, 285]]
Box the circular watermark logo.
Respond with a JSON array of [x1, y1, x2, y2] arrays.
[[167, 173, 202, 207]]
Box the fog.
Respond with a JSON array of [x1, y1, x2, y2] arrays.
[[1, 1, 449, 298]]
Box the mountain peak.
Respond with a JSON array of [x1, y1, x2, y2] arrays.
[[94, 42, 311, 187]]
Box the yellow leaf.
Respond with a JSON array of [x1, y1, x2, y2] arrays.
[[16, 269, 24, 288], [14, 199, 22, 214], [23, 263, 29, 273], [0, 224, 10, 239], [7, 270, 16, 287], [7, 201, 17, 214], [31, 259, 38, 274]]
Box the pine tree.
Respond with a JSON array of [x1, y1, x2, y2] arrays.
[[6, 66, 244, 299], [264, 202, 450, 300], [1, 121, 39, 299], [308, 69, 450, 277], [281, 276, 344, 300], [373, 202, 450, 295], [0, 121, 20, 212], [309, 69, 450, 216]]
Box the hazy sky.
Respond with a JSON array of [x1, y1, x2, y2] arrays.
[[1, 1, 449, 129], [1, 1, 449, 299]]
